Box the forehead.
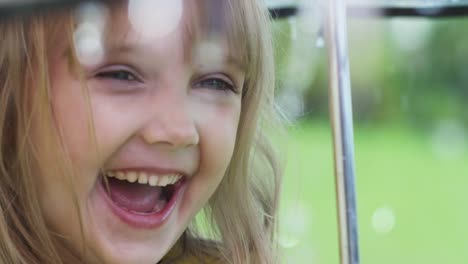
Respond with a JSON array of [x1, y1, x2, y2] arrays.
[[99, 0, 246, 69]]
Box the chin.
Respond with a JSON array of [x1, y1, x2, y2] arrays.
[[85, 220, 181, 264], [96, 243, 169, 264]]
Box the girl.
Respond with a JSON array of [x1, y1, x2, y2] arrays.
[[0, 0, 283, 263]]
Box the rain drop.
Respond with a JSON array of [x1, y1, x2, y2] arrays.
[[276, 90, 305, 121], [73, 2, 108, 66], [315, 26, 325, 48], [430, 119, 467, 160], [279, 202, 311, 249], [390, 19, 432, 52], [372, 206, 396, 234], [315, 36, 324, 48], [128, 0, 183, 41], [75, 2, 108, 31], [192, 40, 226, 70], [74, 22, 104, 67]]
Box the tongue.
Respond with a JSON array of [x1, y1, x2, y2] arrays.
[[107, 178, 163, 213]]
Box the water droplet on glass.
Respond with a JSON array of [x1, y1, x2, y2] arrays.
[[75, 2, 108, 31], [192, 39, 226, 69], [372, 206, 396, 234], [279, 202, 311, 248], [430, 119, 467, 160], [390, 19, 432, 52], [314, 24, 325, 48], [276, 90, 304, 121], [74, 23, 104, 66], [74, 2, 108, 66], [128, 0, 183, 41], [315, 36, 324, 48]]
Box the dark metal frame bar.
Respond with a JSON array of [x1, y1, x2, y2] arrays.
[[270, 5, 468, 19], [2, 1, 468, 19], [0, 0, 104, 19]]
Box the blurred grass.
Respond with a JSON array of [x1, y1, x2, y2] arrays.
[[280, 120, 468, 264]]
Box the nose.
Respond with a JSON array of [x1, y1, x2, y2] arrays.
[[140, 92, 199, 149]]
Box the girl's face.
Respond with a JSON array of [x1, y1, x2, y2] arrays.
[[38, 2, 244, 263]]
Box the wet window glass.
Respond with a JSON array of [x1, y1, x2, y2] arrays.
[[1, 0, 467, 263], [270, 0, 468, 263]]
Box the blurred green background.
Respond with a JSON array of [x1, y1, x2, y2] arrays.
[[274, 10, 468, 264]]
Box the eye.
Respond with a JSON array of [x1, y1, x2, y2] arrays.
[[194, 77, 237, 93], [96, 70, 139, 82]]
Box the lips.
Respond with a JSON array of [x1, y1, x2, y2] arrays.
[[98, 171, 187, 229]]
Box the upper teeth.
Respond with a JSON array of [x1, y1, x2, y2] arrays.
[[106, 171, 182, 187]]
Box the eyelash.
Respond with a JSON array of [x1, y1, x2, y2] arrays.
[[95, 69, 238, 94], [96, 70, 139, 82], [194, 77, 237, 94]]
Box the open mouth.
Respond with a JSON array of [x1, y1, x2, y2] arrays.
[[98, 171, 186, 227]]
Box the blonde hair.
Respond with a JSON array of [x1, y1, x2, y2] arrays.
[[0, 1, 284, 263]]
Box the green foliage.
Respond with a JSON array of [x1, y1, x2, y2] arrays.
[[273, 17, 468, 128], [281, 121, 468, 263]]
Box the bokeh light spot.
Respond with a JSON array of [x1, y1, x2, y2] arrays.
[[74, 22, 104, 67], [279, 202, 311, 248], [192, 40, 226, 69], [431, 119, 467, 160], [390, 18, 432, 52], [73, 2, 108, 66], [128, 0, 183, 40], [372, 206, 396, 234]]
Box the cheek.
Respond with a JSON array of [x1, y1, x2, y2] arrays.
[[35, 74, 100, 249], [196, 100, 241, 181], [50, 85, 133, 174], [179, 100, 241, 220], [49, 79, 126, 193], [51, 84, 96, 170]]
